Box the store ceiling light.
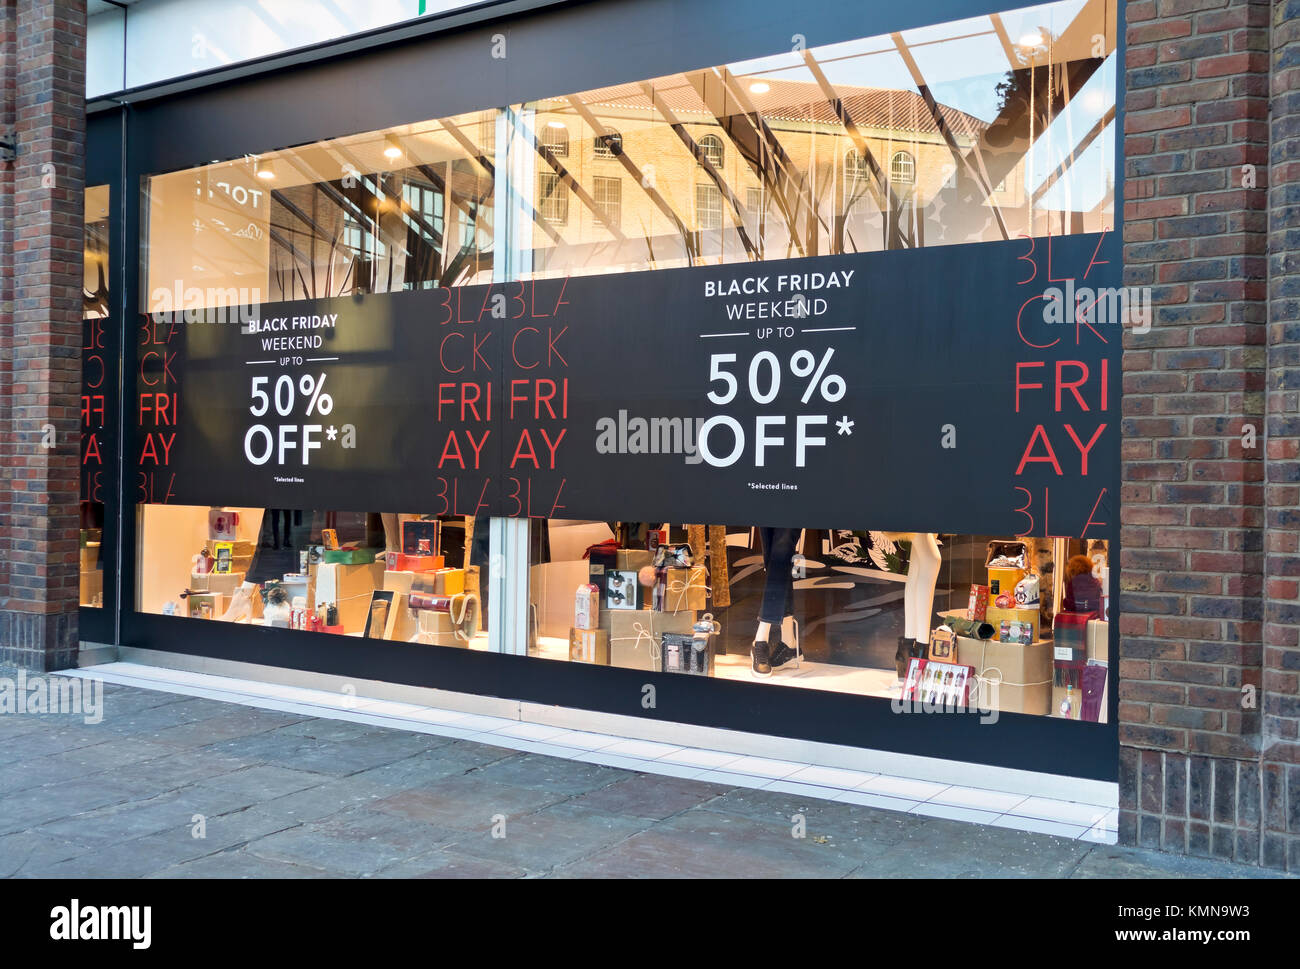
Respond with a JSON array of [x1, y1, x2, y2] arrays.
[[384, 134, 404, 160], [749, 81, 770, 94], [547, 120, 567, 129], [1018, 31, 1044, 47], [255, 168, 274, 180]]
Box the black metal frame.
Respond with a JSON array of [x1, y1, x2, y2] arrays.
[[85, 0, 1124, 781]]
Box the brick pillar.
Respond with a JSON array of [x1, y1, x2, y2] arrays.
[[0, 0, 86, 670], [1264, 0, 1300, 872], [1119, 0, 1297, 870]]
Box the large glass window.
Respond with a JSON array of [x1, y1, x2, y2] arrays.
[[131, 0, 1116, 723], [81, 185, 110, 607]]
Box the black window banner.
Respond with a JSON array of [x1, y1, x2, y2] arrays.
[[139, 229, 1120, 539]]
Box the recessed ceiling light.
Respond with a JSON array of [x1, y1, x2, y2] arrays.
[[1018, 31, 1043, 47], [256, 168, 274, 180], [749, 81, 770, 94], [384, 134, 404, 159], [547, 120, 567, 130]]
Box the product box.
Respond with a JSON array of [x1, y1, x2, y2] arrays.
[[1087, 619, 1109, 662], [208, 508, 241, 541], [966, 584, 989, 621], [987, 567, 1027, 600], [927, 625, 958, 661], [324, 547, 380, 565], [1000, 620, 1034, 646], [987, 604, 1040, 643], [386, 552, 442, 573], [604, 569, 639, 610], [569, 627, 610, 664], [382, 593, 420, 642], [604, 609, 697, 671], [660, 632, 713, 675], [575, 584, 600, 630], [402, 520, 441, 556], [434, 568, 465, 596], [955, 635, 1052, 716], [1052, 611, 1092, 663], [663, 566, 707, 613], [314, 561, 384, 633]]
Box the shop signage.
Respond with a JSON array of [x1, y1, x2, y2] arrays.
[[138, 230, 1120, 538]]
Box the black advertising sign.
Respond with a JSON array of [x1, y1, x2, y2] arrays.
[[140, 230, 1120, 539]]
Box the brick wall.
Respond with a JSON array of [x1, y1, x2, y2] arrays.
[[1120, 0, 1297, 871], [1264, 0, 1300, 871], [0, 0, 86, 670]]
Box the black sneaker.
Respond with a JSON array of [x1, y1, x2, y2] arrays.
[[751, 639, 772, 677], [769, 640, 799, 669], [895, 636, 911, 680]]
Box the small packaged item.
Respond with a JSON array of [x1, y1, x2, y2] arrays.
[[928, 625, 958, 661], [604, 570, 639, 610], [208, 508, 240, 541], [966, 584, 989, 622], [212, 541, 235, 574], [1014, 572, 1040, 608], [575, 583, 600, 630], [321, 528, 340, 550], [1000, 620, 1034, 645]]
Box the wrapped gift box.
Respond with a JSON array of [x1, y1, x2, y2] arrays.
[[955, 634, 1052, 716], [314, 561, 384, 633], [569, 627, 610, 664], [663, 566, 707, 613], [603, 608, 697, 672]]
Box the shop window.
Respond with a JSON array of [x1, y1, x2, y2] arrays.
[[593, 130, 622, 158], [697, 133, 725, 168], [80, 184, 110, 607], [592, 175, 621, 228], [696, 183, 723, 230], [890, 150, 915, 186], [539, 172, 569, 224], [134, 506, 492, 648]]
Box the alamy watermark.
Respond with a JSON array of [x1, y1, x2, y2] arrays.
[[0, 671, 103, 724], [1041, 281, 1151, 335]]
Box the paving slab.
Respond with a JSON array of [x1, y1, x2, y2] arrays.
[[245, 806, 461, 875]]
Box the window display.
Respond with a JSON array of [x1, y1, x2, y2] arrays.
[[135, 506, 489, 648], [127, 0, 1119, 767], [527, 523, 1108, 719]]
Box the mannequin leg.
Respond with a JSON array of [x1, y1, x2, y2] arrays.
[[752, 527, 799, 676], [904, 533, 941, 645]]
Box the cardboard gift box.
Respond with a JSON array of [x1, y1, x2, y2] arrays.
[[618, 549, 653, 574], [603, 608, 697, 672], [987, 567, 1027, 600], [190, 570, 246, 598], [186, 592, 225, 620], [569, 627, 610, 664], [955, 634, 1052, 716], [383, 593, 420, 642], [314, 561, 384, 633], [384, 570, 416, 594], [416, 607, 472, 647], [529, 560, 593, 639], [434, 568, 465, 596], [987, 604, 1040, 643], [663, 566, 707, 613]]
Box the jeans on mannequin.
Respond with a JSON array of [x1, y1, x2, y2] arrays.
[[758, 526, 799, 625]]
